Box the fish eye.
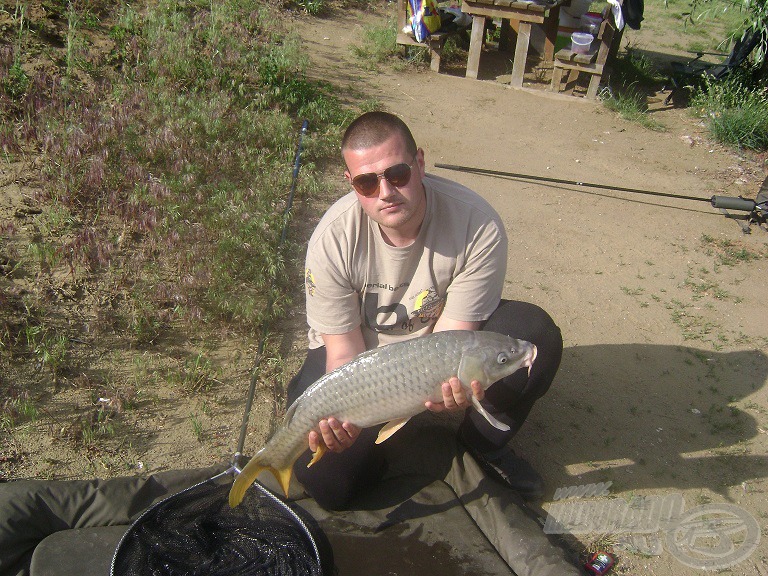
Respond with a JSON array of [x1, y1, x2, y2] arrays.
[[497, 353, 508, 364]]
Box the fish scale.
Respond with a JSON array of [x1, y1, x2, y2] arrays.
[[229, 330, 536, 507]]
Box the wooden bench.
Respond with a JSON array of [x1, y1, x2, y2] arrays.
[[395, 0, 458, 72], [462, 0, 567, 88], [550, 8, 622, 98]]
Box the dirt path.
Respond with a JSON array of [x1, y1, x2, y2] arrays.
[[294, 7, 768, 575]]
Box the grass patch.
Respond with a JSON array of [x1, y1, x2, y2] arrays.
[[683, 277, 733, 300], [690, 71, 768, 150], [172, 352, 221, 394], [612, 45, 667, 87], [700, 233, 768, 265], [603, 46, 668, 130], [602, 86, 666, 131], [190, 413, 205, 442], [667, 299, 720, 343], [352, 19, 401, 68], [2, 0, 352, 342], [1, 390, 38, 429]]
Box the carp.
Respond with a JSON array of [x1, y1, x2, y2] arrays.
[[229, 330, 536, 507]]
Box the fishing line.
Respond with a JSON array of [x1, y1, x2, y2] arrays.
[[235, 119, 309, 467]]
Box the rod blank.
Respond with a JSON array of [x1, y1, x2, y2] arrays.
[[434, 163, 712, 204]]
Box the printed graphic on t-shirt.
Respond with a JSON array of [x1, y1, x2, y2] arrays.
[[362, 285, 444, 335], [412, 288, 445, 321], [305, 268, 316, 297]]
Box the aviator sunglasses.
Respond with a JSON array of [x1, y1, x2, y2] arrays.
[[349, 154, 418, 197]]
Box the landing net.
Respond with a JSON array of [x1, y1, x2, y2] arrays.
[[111, 471, 324, 576]]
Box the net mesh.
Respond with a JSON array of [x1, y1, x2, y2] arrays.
[[112, 475, 325, 576]]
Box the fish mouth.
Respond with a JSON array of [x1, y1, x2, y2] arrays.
[[525, 344, 537, 376]]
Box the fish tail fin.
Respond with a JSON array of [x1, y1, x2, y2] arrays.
[[229, 456, 296, 507], [229, 456, 266, 507]]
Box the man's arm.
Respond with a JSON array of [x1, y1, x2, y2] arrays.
[[322, 327, 366, 372], [432, 317, 481, 333]]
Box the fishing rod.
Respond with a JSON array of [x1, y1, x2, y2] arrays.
[[235, 119, 309, 469], [434, 163, 767, 230]]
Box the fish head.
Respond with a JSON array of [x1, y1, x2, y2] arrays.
[[459, 332, 537, 388]]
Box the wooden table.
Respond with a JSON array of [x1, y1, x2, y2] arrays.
[[461, 0, 569, 88]]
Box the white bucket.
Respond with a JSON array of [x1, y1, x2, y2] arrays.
[[570, 32, 593, 54]]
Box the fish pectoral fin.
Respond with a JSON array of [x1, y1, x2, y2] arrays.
[[307, 441, 327, 468], [528, 345, 537, 376], [375, 417, 410, 444], [471, 396, 511, 432]]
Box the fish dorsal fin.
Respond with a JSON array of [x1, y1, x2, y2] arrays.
[[471, 396, 510, 432], [375, 417, 411, 444], [282, 400, 298, 426]]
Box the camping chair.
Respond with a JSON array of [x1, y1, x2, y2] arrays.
[[663, 28, 761, 105], [550, 8, 622, 99]]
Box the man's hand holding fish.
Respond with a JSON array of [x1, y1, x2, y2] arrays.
[[310, 376, 484, 455]]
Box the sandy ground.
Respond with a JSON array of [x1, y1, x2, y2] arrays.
[[292, 6, 768, 575]]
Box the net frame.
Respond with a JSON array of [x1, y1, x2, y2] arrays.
[[111, 468, 325, 576]]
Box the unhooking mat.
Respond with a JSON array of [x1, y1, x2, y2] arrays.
[[0, 416, 581, 576]]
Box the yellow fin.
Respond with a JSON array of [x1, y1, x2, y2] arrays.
[[307, 441, 327, 467], [272, 466, 294, 498], [229, 457, 265, 507], [230, 458, 297, 506], [375, 417, 410, 444]]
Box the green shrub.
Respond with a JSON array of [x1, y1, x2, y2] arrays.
[[690, 72, 768, 150], [2, 63, 29, 99]]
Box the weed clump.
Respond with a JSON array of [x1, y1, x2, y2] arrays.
[[690, 71, 768, 150]]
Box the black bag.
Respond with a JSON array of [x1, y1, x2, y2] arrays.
[[623, 0, 644, 30]]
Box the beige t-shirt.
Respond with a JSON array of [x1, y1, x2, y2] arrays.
[[304, 173, 508, 350]]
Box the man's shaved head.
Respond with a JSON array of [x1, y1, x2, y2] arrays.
[[341, 111, 417, 157]]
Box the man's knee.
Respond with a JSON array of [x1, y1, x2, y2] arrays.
[[295, 466, 358, 510], [485, 300, 563, 359]]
